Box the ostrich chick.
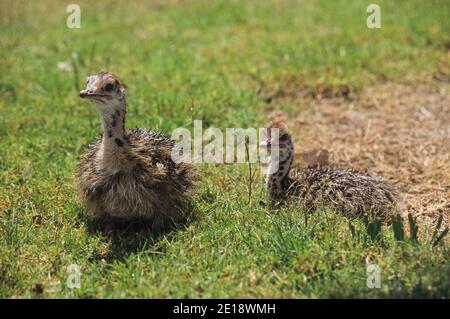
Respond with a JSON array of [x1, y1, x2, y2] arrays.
[[77, 70, 196, 231], [262, 121, 397, 219]]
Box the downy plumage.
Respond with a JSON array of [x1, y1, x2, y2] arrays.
[[262, 121, 397, 219], [77, 70, 196, 232]]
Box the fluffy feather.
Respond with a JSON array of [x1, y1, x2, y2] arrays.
[[77, 71, 196, 232], [264, 121, 397, 219]]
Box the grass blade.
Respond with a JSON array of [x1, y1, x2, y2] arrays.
[[429, 214, 443, 245], [392, 214, 404, 241], [407, 213, 419, 244], [432, 228, 448, 248]]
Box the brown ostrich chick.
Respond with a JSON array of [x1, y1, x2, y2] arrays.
[[262, 121, 397, 219], [77, 70, 196, 232]]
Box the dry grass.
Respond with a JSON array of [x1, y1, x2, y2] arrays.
[[264, 81, 450, 228]]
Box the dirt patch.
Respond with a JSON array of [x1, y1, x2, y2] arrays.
[[262, 78, 355, 103], [265, 82, 450, 228]]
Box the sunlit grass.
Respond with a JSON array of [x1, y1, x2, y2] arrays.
[[0, 0, 449, 298]]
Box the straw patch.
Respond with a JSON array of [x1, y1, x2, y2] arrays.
[[265, 82, 450, 227]]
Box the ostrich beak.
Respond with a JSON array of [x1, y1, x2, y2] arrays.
[[79, 89, 90, 98], [260, 140, 271, 150], [80, 90, 105, 99]]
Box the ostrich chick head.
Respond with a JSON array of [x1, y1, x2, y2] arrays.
[[80, 70, 126, 113], [261, 121, 292, 151]]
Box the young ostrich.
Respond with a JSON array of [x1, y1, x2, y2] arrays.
[[77, 70, 196, 232], [262, 121, 397, 219]]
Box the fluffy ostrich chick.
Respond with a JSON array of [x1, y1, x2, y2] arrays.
[[77, 70, 196, 231], [262, 121, 397, 219]]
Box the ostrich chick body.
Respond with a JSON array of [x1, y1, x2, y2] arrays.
[[77, 71, 195, 231], [262, 122, 397, 219]]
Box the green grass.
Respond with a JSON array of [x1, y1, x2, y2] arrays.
[[0, 0, 449, 298]]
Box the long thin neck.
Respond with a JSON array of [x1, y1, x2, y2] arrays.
[[101, 109, 125, 142], [98, 98, 127, 154], [266, 141, 295, 200]]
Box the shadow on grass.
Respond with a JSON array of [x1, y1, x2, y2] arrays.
[[83, 206, 197, 261]]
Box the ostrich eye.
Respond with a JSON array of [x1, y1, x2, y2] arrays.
[[104, 83, 115, 92], [280, 134, 289, 142]]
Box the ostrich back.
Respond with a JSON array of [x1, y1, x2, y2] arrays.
[[289, 166, 396, 218]]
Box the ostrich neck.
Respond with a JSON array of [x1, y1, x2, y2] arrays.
[[266, 142, 295, 199], [98, 98, 127, 159]]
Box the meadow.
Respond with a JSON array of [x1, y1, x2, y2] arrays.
[[0, 0, 449, 298]]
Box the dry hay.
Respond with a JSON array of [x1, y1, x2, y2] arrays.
[[265, 82, 450, 228]]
